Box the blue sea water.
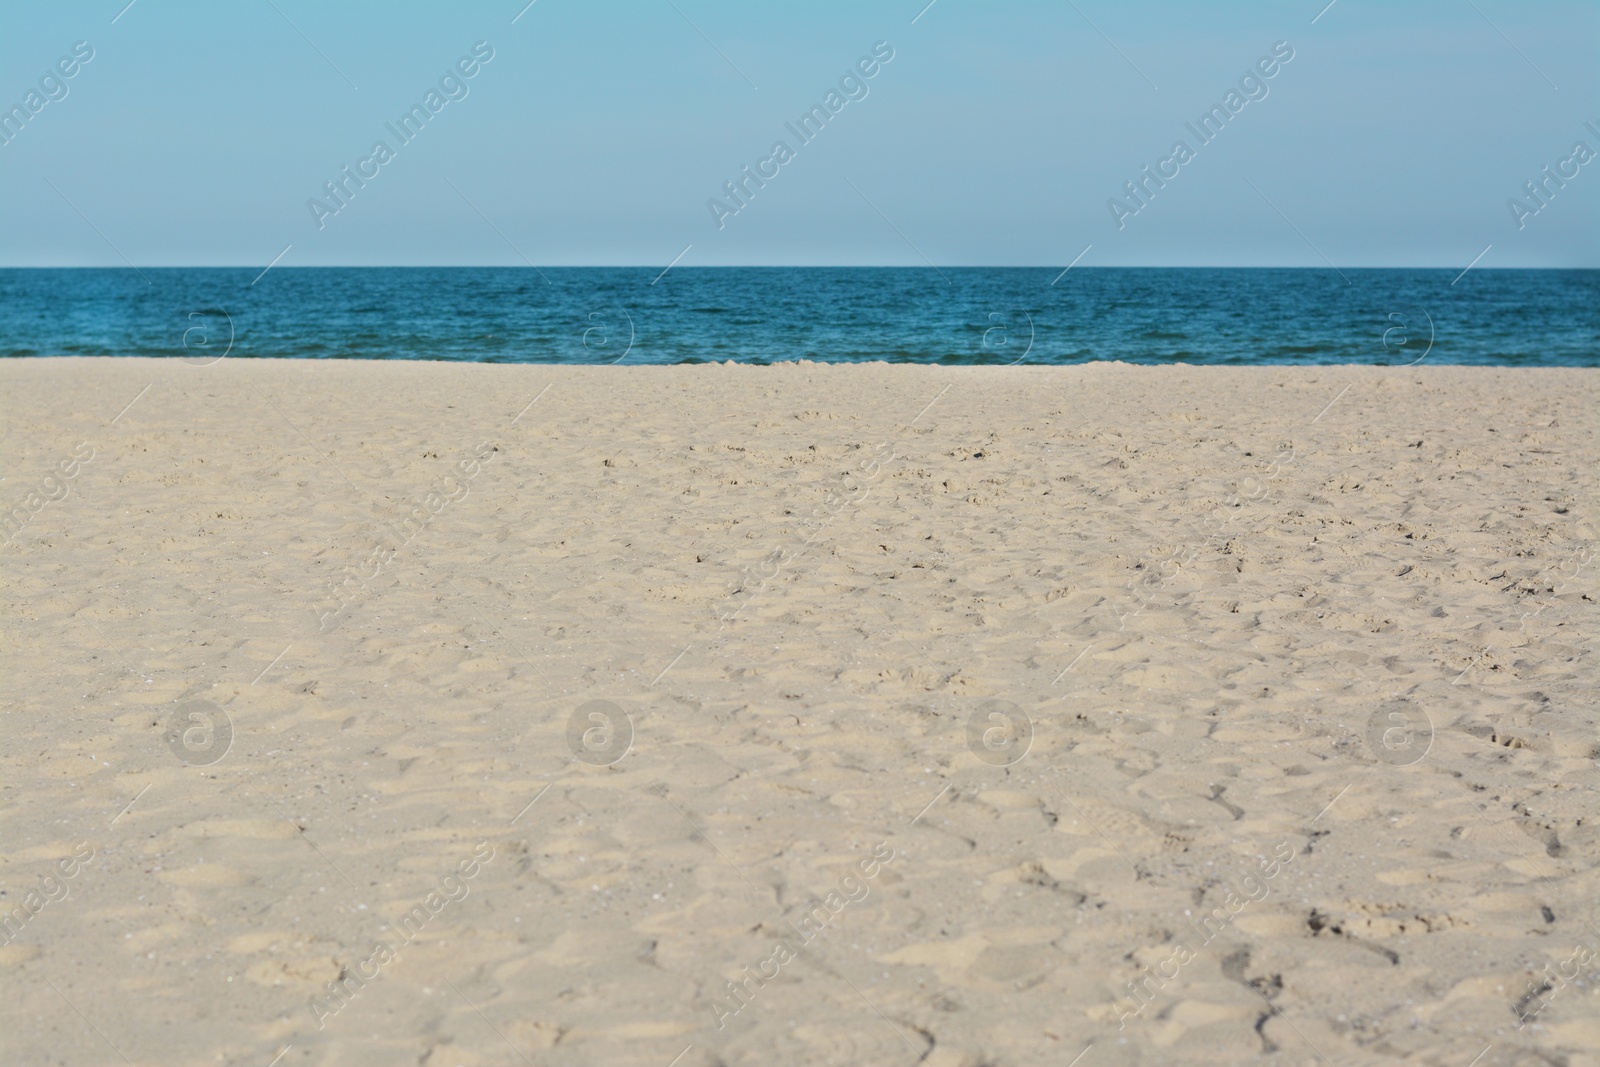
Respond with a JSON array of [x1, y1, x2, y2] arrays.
[[1, 267, 1594, 366]]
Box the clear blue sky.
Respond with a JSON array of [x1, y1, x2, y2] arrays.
[[2, 0, 1595, 267]]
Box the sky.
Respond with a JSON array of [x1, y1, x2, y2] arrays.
[[1, 0, 1596, 268]]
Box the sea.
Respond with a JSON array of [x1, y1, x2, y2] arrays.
[[1, 267, 1594, 366]]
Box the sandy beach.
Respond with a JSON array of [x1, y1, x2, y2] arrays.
[[2, 358, 1595, 1067]]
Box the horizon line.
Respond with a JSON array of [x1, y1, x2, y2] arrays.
[[2, 264, 1595, 271]]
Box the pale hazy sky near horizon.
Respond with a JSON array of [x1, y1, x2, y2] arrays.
[[2, 0, 1595, 269]]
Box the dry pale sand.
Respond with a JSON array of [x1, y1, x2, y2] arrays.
[[2, 357, 1596, 1067]]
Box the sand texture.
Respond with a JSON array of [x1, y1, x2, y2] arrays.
[[2, 358, 1596, 1067]]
